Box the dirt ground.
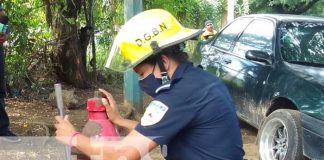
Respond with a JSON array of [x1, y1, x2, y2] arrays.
[[1, 85, 259, 160]]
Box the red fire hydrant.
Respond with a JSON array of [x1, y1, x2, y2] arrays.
[[75, 91, 119, 160], [86, 92, 119, 139]]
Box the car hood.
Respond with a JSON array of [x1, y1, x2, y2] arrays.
[[284, 62, 324, 87]]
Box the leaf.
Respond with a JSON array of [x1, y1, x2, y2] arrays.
[[66, 18, 76, 25]]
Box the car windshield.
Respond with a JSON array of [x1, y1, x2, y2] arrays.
[[279, 21, 324, 66]]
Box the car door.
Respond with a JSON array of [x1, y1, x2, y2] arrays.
[[220, 18, 275, 126], [199, 18, 252, 117], [199, 17, 252, 92]]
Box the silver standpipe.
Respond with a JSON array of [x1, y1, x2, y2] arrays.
[[54, 83, 71, 160]]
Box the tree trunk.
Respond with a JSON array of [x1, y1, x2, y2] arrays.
[[52, 0, 88, 88], [243, 0, 249, 15], [221, 11, 228, 28], [89, 0, 97, 81]]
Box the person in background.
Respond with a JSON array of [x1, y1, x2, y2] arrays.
[[202, 20, 217, 40], [0, 7, 21, 143], [55, 9, 244, 160]]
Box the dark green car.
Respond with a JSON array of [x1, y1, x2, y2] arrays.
[[196, 14, 324, 160]]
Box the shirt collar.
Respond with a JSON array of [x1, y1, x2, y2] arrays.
[[155, 61, 192, 94], [170, 61, 192, 82]]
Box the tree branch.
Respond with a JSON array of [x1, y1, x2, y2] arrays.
[[272, 0, 320, 14], [291, 0, 320, 14], [83, 0, 89, 26]]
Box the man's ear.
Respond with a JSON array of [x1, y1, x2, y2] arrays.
[[160, 55, 169, 70]]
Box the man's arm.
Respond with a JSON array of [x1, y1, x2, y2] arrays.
[[114, 118, 138, 132], [75, 129, 157, 160], [0, 33, 8, 44], [55, 116, 157, 160]]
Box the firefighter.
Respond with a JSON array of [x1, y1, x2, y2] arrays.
[[55, 9, 244, 160]]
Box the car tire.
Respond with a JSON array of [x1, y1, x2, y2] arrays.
[[258, 109, 303, 160]]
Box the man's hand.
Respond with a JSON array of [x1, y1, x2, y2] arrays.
[[55, 115, 77, 145], [99, 88, 123, 124]]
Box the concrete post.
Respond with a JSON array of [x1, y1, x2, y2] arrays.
[[123, 0, 144, 113]]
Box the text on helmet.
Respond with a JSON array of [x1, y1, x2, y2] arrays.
[[135, 22, 168, 47]]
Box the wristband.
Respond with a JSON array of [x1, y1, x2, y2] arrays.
[[69, 132, 80, 147]]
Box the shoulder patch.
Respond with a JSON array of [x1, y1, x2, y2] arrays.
[[141, 100, 169, 126]]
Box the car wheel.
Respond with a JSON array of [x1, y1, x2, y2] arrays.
[[258, 109, 303, 160]]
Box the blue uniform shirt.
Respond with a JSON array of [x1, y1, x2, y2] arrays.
[[0, 25, 9, 98], [135, 62, 244, 160]]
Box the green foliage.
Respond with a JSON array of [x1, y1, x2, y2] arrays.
[[2, 1, 54, 90], [234, 0, 250, 16], [92, 0, 124, 66], [2, 0, 323, 92], [89, 0, 125, 86], [269, 0, 309, 8], [305, 0, 324, 17], [249, 0, 323, 15], [143, 0, 225, 29], [142, 0, 226, 60]]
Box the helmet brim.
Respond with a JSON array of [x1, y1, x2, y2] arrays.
[[105, 28, 203, 72]]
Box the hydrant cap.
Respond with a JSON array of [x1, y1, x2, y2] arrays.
[[87, 98, 106, 111]]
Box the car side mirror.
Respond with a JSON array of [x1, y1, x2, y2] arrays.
[[245, 50, 272, 64]]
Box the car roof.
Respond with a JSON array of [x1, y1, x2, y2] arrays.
[[240, 14, 324, 22]]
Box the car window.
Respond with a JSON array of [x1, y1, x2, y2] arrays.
[[213, 18, 251, 50], [279, 22, 324, 65], [233, 19, 274, 57]]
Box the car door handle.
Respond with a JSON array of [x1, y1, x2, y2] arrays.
[[224, 59, 232, 64]]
